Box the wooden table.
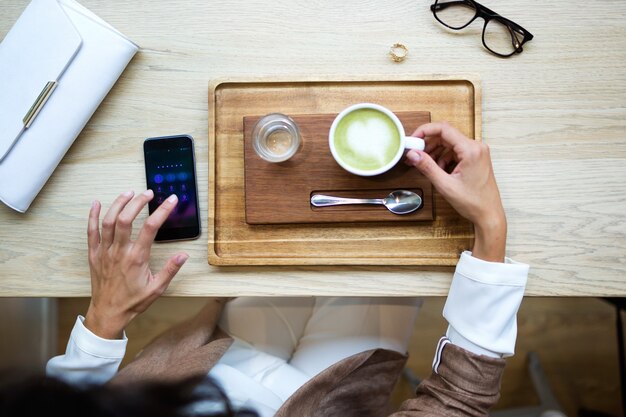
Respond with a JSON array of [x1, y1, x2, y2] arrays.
[[1, 0, 625, 297]]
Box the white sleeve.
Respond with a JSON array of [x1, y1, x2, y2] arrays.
[[443, 251, 529, 358], [46, 316, 127, 385]]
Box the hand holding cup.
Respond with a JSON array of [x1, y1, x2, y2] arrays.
[[405, 122, 507, 262]]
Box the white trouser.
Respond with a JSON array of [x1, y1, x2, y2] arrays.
[[209, 297, 422, 414]]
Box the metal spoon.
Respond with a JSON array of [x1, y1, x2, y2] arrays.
[[310, 190, 422, 215]]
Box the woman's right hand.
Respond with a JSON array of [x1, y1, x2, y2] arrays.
[[406, 122, 507, 263]]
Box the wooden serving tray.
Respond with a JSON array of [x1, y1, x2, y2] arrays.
[[243, 111, 433, 224], [208, 76, 481, 266]]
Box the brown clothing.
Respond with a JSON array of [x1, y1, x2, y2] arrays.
[[110, 299, 505, 416]]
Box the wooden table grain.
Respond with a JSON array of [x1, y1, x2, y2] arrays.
[[1, 0, 625, 296]]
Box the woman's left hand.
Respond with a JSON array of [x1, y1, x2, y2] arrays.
[[84, 190, 189, 339]]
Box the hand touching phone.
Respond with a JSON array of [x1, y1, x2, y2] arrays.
[[84, 190, 189, 339]]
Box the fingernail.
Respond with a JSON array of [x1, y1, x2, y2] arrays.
[[92, 200, 98, 208], [167, 194, 178, 203], [142, 189, 154, 198], [406, 151, 421, 163], [123, 190, 134, 197], [175, 254, 189, 266]]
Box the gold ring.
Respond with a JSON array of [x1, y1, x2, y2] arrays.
[[389, 43, 408, 63]]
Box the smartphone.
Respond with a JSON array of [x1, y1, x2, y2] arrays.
[[143, 135, 201, 241]]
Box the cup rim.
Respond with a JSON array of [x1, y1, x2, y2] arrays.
[[328, 103, 406, 177]]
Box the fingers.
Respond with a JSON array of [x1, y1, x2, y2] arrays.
[[406, 150, 453, 196], [101, 191, 135, 247], [425, 141, 442, 154], [437, 150, 456, 170], [113, 190, 154, 246], [429, 145, 447, 162], [88, 200, 101, 255], [135, 194, 178, 249], [413, 122, 470, 151], [412, 126, 441, 153], [153, 252, 189, 289]]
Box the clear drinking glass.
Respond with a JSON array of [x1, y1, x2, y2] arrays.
[[252, 113, 301, 163]]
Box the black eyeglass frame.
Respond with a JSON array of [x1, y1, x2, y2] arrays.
[[430, 0, 534, 57]]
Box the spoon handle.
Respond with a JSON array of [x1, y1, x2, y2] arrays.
[[310, 194, 383, 207]]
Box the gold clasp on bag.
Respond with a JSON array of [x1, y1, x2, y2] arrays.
[[22, 81, 57, 128]]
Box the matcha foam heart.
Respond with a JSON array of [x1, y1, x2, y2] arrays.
[[333, 109, 401, 172]]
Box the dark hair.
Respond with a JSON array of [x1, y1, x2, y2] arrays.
[[0, 374, 259, 417]]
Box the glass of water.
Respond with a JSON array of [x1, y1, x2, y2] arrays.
[[252, 113, 301, 163]]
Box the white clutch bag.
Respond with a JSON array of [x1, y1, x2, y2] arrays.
[[0, 0, 138, 212]]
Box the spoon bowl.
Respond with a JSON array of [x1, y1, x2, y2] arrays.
[[382, 190, 422, 214]]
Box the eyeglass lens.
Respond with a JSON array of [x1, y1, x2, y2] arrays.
[[433, 0, 521, 56], [483, 19, 522, 56], [433, 0, 477, 29]]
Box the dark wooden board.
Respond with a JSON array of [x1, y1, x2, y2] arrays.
[[243, 111, 433, 224]]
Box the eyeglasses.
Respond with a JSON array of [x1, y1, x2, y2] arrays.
[[430, 0, 533, 58]]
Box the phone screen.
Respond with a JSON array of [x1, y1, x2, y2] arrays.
[[143, 135, 200, 241]]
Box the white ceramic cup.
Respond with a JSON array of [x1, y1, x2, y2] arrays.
[[329, 103, 425, 176]]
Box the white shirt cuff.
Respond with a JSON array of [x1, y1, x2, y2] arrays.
[[455, 251, 529, 286], [443, 251, 529, 357], [446, 326, 501, 358], [74, 315, 128, 359], [46, 316, 128, 384]]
